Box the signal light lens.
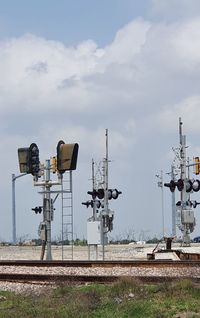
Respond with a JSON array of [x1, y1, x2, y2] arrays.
[[111, 189, 122, 199], [192, 180, 200, 192], [194, 157, 200, 175], [97, 189, 104, 199], [186, 180, 193, 193]]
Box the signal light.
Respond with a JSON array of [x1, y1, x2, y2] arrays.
[[87, 188, 122, 200], [29, 143, 40, 176], [164, 179, 184, 192], [194, 157, 200, 175], [51, 156, 57, 173], [192, 179, 200, 192], [97, 189, 104, 199], [176, 179, 184, 191], [18, 143, 40, 176], [164, 180, 176, 192], [18, 147, 30, 173], [82, 200, 101, 209], [110, 189, 122, 199], [82, 201, 92, 208], [87, 190, 98, 199], [186, 180, 193, 193], [57, 140, 79, 173], [32, 206, 42, 214]]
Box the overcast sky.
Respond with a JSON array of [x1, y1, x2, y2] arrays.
[[1, 0, 200, 243]]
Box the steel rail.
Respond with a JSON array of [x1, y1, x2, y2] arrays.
[[0, 260, 200, 267]]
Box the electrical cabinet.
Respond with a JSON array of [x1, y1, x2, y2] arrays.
[[87, 221, 102, 245]]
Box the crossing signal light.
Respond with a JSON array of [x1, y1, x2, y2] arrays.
[[87, 188, 122, 200], [32, 206, 42, 214], [87, 190, 98, 199], [18, 143, 40, 176], [192, 179, 200, 192], [165, 178, 200, 193], [57, 140, 79, 173], [164, 180, 176, 192], [164, 179, 184, 192], [82, 201, 91, 208], [186, 180, 193, 193], [109, 188, 122, 199], [194, 157, 200, 175], [51, 156, 57, 173], [82, 200, 101, 209]]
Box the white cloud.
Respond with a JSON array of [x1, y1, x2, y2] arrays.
[[155, 95, 200, 134], [150, 0, 200, 21], [2, 10, 200, 241]]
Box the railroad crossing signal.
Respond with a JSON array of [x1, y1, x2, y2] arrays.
[[164, 179, 184, 192], [82, 200, 101, 209], [87, 188, 122, 200], [164, 179, 200, 193], [32, 206, 42, 214]]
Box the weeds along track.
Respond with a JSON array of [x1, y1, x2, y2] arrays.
[[0, 260, 200, 284]]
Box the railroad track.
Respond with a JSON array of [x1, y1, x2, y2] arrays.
[[0, 259, 200, 267], [0, 260, 200, 285]]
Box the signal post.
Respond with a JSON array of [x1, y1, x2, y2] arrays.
[[17, 140, 79, 260], [164, 118, 200, 245]]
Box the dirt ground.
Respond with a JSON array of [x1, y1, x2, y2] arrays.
[[0, 242, 200, 260]]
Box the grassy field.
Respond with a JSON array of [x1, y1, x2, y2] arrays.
[[0, 278, 200, 317]]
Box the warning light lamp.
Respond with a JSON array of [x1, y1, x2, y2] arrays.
[[164, 179, 184, 192], [186, 180, 193, 193], [29, 143, 40, 176], [18, 147, 30, 173], [192, 179, 200, 192], [32, 206, 42, 214], [87, 188, 122, 200], [51, 157, 57, 174], [109, 189, 122, 200], [82, 200, 101, 209], [18, 143, 40, 176], [57, 140, 79, 173], [194, 157, 200, 175]]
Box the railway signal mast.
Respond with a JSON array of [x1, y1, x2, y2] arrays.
[[82, 129, 122, 260], [164, 118, 200, 245], [17, 141, 79, 260]]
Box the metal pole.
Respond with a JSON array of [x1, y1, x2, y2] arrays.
[[102, 129, 109, 260], [156, 171, 164, 237], [11, 173, 27, 245], [171, 165, 176, 236], [45, 160, 52, 260], [161, 170, 165, 237], [12, 174, 16, 245]]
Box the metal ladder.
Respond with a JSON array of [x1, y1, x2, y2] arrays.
[[61, 171, 74, 260]]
